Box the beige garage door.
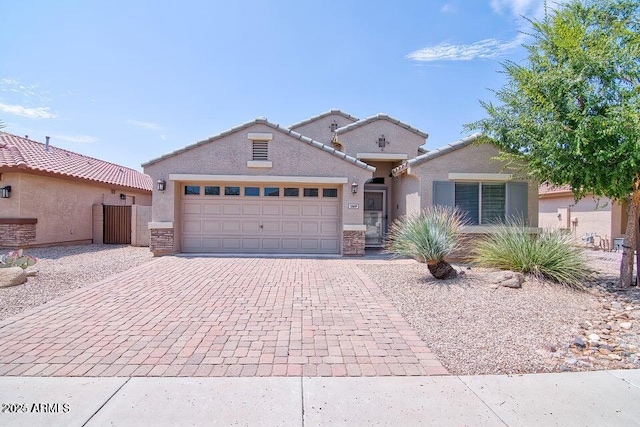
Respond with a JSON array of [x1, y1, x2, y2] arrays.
[[181, 184, 341, 254]]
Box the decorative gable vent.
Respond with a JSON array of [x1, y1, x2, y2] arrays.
[[330, 122, 338, 132], [252, 141, 268, 160], [377, 135, 388, 150]]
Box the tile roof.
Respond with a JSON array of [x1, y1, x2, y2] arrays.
[[334, 113, 429, 138], [0, 132, 153, 191], [142, 117, 376, 172], [391, 133, 482, 176], [288, 109, 359, 130], [539, 184, 573, 196]]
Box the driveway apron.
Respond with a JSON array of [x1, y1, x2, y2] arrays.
[[0, 257, 446, 377]]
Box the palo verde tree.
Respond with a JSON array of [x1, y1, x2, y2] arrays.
[[468, 0, 640, 287]]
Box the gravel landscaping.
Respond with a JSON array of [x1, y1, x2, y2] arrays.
[[0, 244, 153, 321], [359, 250, 640, 375]]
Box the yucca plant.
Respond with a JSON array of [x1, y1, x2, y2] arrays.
[[472, 221, 589, 289], [385, 206, 465, 279]]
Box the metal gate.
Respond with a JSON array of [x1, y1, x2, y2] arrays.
[[103, 205, 132, 244]]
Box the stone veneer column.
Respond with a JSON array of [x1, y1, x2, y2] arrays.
[[0, 219, 37, 247], [342, 225, 366, 256], [149, 222, 174, 256]]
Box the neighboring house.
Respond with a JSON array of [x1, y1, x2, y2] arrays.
[[142, 110, 538, 256], [0, 133, 153, 248], [539, 184, 627, 250]]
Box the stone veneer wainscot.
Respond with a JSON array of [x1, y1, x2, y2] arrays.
[[0, 218, 37, 247]]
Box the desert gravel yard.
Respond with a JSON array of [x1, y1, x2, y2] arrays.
[[0, 244, 153, 321], [358, 250, 640, 375]]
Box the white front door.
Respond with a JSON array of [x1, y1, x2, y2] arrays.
[[364, 190, 386, 247]]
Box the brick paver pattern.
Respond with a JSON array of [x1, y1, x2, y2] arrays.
[[0, 257, 447, 377]]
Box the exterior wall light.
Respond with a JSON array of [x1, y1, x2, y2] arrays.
[[1, 186, 11, 199], [120, 193, 126, 200], [351, 181, 358, 194], [157, 179, 166, 191]]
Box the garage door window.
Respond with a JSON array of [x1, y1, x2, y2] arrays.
[[284, 188, 299, 197], [204, 186, 220, 196], [264, 187, 280, 197], [225, 186, 240, 196], [304, 188, 319, 197], [323, 188, 338, 198], [185, 185, 200, 195], [244, 187, 260, 196]]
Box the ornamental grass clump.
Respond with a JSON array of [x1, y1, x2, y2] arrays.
[[472, 221, 589, 289], [385, 206, 465, 280]]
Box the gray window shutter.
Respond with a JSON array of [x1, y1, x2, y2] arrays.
[[433, 181, 454, 208], [507, 182, 528, 224]]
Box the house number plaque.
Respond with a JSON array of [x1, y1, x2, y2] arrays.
[[348, 203, 359, 209]]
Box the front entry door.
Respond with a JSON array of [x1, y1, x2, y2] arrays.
[[364, 190, 386, 247]]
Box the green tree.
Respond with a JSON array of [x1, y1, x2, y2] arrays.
[[468, 0, 640, 287]]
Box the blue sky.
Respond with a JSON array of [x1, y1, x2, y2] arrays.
[[0, 0, 554, 171]]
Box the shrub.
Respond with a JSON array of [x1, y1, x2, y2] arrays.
[[0, 249, 37, 270], [385, 206, 465, 279], [472, 222, 588, 289]]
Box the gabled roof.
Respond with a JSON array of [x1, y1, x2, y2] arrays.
[[142, 117, 375, 172], [288, 109, 359, 130], [391, 133, 482, 176], [334, 113, 429, 138], [0, 132, 153, 191]]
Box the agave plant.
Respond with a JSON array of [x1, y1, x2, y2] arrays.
[[386, 206, 465, 279], [0, 249, 37, 269]]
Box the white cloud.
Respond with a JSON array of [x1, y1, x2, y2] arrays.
[[407, 33, 526, 62], [126, 119, 163, 132], [440, 3, 457, 13], [51, 134, 97, 143], [0, 102, 57, 119]]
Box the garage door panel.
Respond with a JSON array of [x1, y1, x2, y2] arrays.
[[242, 220, 260, 233], [203, 204, 221, 215], [262, 221, 280, 233], [183, 203, 202, 215], [182, 187, 340, 254], [321, 221, 338, 233], [302, 205, 320, 216], [282, 239, 300, 250], [223, 204, 241, 215], [282, 205, 300, 216], [202, 237, 221, 250], [183, 220, 201, 233], [202, 220, 221, 233], [242, 238, 260, 250], [242, 204, 261, 215], [282, 221, 300, 233], [222, 220, 241, 232], [263, 204, 281, 215], [301, 221, 319, 233], [222, 238, 241, 249], [262, 238, 280, 250]]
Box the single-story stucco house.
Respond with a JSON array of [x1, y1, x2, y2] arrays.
[[142, 110, 538, 256], [0, 132, 153, 247], [539, 184, 627, 250]]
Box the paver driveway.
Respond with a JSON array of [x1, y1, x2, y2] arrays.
[[0, 257, 446, 377]]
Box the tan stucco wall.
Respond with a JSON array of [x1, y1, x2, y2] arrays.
[[143, 123, 374, 252], [336, 119, 426, 159], [410, 143, 539, 227], [1, 171, 151, 246], [539, 193, 624, 247], [290, 113, 357, 145]]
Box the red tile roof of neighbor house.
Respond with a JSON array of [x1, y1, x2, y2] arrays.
[[0, 132, 153, 192]]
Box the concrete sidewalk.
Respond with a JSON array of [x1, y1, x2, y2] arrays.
[[1, 370, 639, 426]]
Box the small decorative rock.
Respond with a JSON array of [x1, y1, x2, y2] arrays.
[[490, 272, 525, 289], [0, 267, 27, 287], [612, 302, 623, 310], [573, 337, 586, 349], [588, 333, 601, 342], [620, 322, 632, 330]]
